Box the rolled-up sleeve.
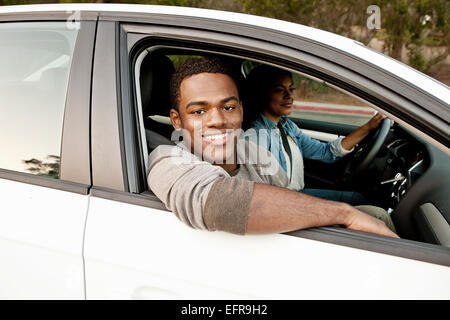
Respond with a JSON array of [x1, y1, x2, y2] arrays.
[[329, 136, 354, 157], [203, 177, 254, 235]]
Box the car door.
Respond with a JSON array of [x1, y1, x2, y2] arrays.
[[0, 17, 95, 299], [83, 17, 450, 300]]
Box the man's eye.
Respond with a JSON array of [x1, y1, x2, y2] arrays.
[[223, 105, 236, 111], [192, 109, 205, 115]]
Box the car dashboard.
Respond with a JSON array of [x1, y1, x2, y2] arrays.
[[380, 124, 450, 244], [382, 134, 428, 209]]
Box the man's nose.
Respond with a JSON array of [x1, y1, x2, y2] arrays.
[[206, 108, 226, 127]]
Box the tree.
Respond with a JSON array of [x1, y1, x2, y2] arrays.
[[377, 0, 449, 73], [237, 0, 449, 75]]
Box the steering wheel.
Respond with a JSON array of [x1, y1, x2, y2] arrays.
[[343, 118, 391, 181]]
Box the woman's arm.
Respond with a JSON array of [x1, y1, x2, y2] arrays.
[[341, 113, 385, 151]]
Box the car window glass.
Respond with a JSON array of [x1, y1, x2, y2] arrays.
[[0, 22, 78, 178], [290, 73, 376, 127]]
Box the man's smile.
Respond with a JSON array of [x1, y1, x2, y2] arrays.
[[202, 131, 232, 146]]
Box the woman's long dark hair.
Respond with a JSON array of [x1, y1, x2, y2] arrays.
[[242, 64, 292, 130]]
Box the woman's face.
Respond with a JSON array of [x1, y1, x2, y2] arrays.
[[263, 74, 295, 121]]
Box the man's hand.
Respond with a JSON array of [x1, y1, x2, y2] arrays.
[[345, 207, 399, 238]]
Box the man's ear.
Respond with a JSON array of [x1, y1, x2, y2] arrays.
[[170, 108, 181, 130]]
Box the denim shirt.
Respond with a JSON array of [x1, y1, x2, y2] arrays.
[[243, 114, 351, 172]]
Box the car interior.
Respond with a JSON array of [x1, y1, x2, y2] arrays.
[[134, 46, 450, 248]]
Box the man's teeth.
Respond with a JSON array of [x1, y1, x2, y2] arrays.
[[203, 133, 227, 141]]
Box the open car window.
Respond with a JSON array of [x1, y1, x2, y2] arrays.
[[131, 45, 449, 254]]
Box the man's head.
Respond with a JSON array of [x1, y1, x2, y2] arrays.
[[169, 57, 243, 166]]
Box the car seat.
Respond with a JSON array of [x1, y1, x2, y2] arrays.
[[139, 52, 176, 152]]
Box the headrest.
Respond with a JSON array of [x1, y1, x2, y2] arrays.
[[140, 53, 175, 118]]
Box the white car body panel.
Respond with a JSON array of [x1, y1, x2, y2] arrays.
[[0, 178, 87, 299], [85, 197, 450, 299]]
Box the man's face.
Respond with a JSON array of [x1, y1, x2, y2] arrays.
[[170, 72, 243, 164]]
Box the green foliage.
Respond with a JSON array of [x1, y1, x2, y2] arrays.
[[239, 0, 449, 74], [375, 0, 449, 72], [167, 54, 203, 69], [408, 47, 428, 72], [22, 155, 60, 179], [0, 0, 55, 4], [0, 0, 193, 5]]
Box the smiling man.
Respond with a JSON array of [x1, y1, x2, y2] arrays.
[[169, 70, 243, 170], [147, 56, 398, 238]]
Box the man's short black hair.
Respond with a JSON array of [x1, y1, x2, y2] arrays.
[[170, 56, 241, 111]]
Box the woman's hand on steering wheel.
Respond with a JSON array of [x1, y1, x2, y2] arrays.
[[365, 112, 387, 131], [342, 116, 391, 182]]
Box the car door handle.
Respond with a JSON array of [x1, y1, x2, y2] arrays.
[[131, 286, 182, 300]]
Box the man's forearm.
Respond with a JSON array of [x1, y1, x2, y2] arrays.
[[246, 183, 398, 238], [246, 183, 351, 234]]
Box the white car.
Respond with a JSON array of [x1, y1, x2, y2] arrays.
[[0, 3, 449, 300]]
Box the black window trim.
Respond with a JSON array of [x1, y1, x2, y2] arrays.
[[60, 20, 96, 186], [287, 226, 450, 267], [0, 168, 89, 195], [91, 20, 127, 192]]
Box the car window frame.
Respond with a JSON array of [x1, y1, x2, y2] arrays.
[[120, 22, 441, 193], [0, 17, 95, 195], [86, 19, 450, 267]]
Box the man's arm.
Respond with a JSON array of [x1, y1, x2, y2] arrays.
[[148, 145, 398, 238], [246, 183, 399, 238]]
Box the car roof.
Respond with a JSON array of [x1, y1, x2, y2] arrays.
[[1, 3, 448, 106]]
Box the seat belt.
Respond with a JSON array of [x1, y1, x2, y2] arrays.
[[277, 122, 293, 180]]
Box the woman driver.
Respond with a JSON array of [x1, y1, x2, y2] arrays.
[[242, 64, 385, 205]]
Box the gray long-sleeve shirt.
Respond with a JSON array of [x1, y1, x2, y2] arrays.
[[147, 140, 288, 234]]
